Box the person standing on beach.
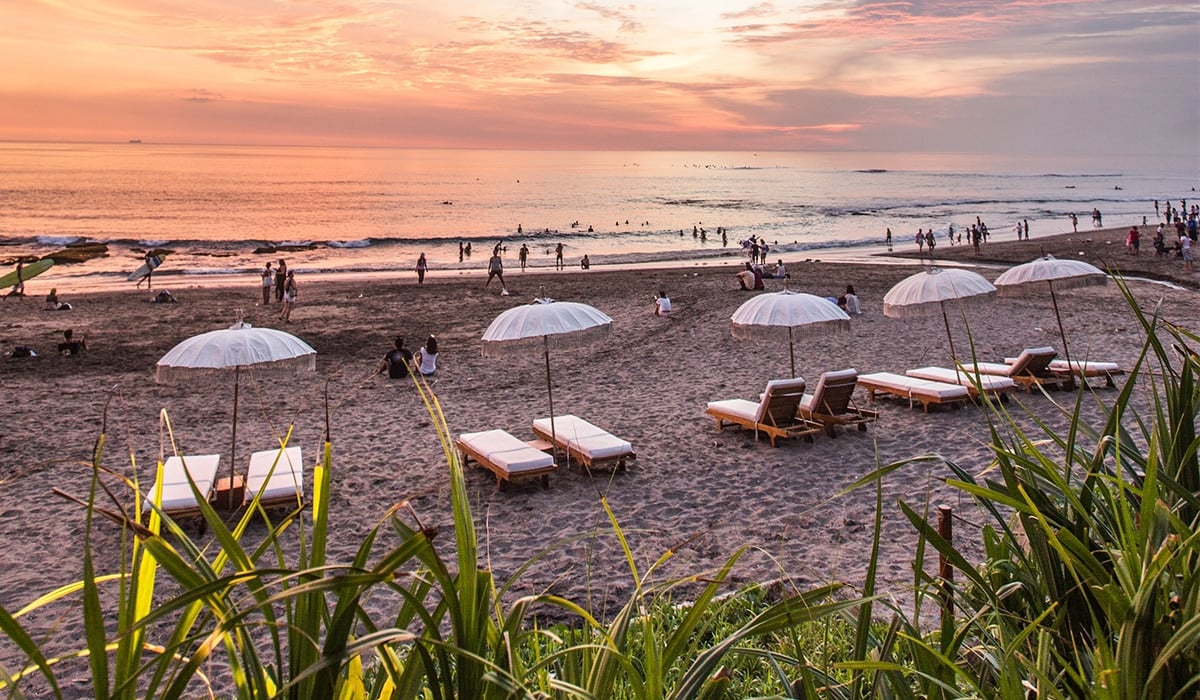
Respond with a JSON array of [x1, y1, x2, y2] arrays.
[[924, 230, 936, 254], [1181, 233, 1194, 271], [519, 244, 529, 271], [458, 242, 464, 263], [885, 228, 892, 248], [416, 253, 428, 285], [279, 271, 297, 322], [1024, 219, 1030, 239], [260, 262, 273, 304], [486, 251, 509, 294], [915, 229, 925, 252], [137, 251, 156, 290], [275, 259, 287, 302], [554, 243, 564, 271], [1070, 213, 1078, 232]]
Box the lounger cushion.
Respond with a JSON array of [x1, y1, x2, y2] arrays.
[[145, 454, 221, 512], [907, 367, 1016, 393], [859, 372, 969, 399], [704, 398, 761, 423], [246, 446, 303, 502], [970, 361, 1019, 376], [533, 415, 633, 461], [1047, 360, 1121, 373], [459, 430, 555, 473]]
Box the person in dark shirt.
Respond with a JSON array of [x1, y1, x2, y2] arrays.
[[58, 329, 87, 356], [378, 336, 412, 379]]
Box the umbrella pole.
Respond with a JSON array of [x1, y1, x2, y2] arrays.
[[788, 327, 796, 378], [229, 365, 239, 510], [1049, 283, 1076, 389], [544, 336, 558, 463], [941, 301, 958, 366]]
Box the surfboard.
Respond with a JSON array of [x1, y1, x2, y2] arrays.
[[0, 259, 54, 289], [127, 253, 168, 282]]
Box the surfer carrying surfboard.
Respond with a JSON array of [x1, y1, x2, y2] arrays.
[[137, 251, 158, 289], [3, 261, 24, 299]]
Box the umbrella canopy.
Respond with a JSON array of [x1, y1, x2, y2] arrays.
[[156, 321, 316, 382], [481, 297, 612, 456], [730, 290, 851, 377], [883, 267, 996, 364], [156, 320, 317, 508], [993, 255, 1107, 379]]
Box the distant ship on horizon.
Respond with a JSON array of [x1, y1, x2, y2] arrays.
[[128, 139, 142, 144]]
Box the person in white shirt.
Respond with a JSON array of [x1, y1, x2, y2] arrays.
[[838, 285, 862, 315], [414, 335, 439, 376], [653, 291, 672, 316]]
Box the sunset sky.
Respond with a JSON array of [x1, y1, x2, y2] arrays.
[[2, 0, 1197, 154]]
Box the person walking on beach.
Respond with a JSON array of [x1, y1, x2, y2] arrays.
[[924, 230, 936, 254], [885, 228, 892, 249], [1070, 212, 1078, 232], [416, 253, 428, 285], [260, 262, 273, 304], [486, 251, 509, 295], [275, 259, 287, 302], [1181, 233, 1194, 271], [458, 242, 464, 263], [915, 229, 925, 252], [3, 260, 24, 300], [137, 251, 157, 290], [519, 244, 529, 271], [279, 271, 297, 322], [1024, 218, 1030, 239], [554, 243, 564, 271]]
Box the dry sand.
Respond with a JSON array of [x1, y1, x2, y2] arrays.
[[1, 242, 1196, 654]]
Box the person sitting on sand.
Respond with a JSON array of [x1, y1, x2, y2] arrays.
[[414, 335, 439, 377], [57, 329, 86, 356], [378, 336, 413, 379], [580, 254, 590, 270], [837, 285, 862, 315], [154, 289, 177, 303], [45, 288, 70, 310], [736, 262, 764, 291], [654, 290, 672, 317], [768, 260, 789, 279]]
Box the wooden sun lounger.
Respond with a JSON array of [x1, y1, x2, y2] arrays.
[[970, 346, 1069, 392], [797, 369, 878, 437], [706, 378, 823, 446], [244, 446, 304, 510], [857, 372, 970, 412], [1046, 359, 1125, 388], [143, 454, 221, 519], [456, 429, 557, 490], [906, 366, 1018, 400], [532, 415, 636, 472]]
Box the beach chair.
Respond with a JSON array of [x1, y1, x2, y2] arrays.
[[532, 415, 637, 471], [797, 369, 878, 437], [905, 366, 1017, 400], [143, 454, 221, 519], [969, 346, 1068, 392], [857, 372, 970, 412], [244, 446, 304, 511], [1042, 359, 1125, 388], [456, 429, 557, 489], [705, 378, 823, 446]]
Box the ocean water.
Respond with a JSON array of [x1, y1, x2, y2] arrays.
[[0, 142, 1195, 286]]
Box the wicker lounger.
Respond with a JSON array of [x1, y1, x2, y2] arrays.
[[857, 372, 970, 412], [532, 415, 636, 472], [456, 429, 557, 490], [706, 378, 823, 446], [906, 367, 1017, 399], [797, 368, 878, 437]]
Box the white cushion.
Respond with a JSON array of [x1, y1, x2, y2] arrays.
[[907, 367, 1016, 392], [859, 372, 969, 399], [459, 430, 554, 473], [144, 454, 220, 512], [246, 446, 303, 502], [706, 398, 760, 422], [1048, 360, 1121, 373], [533, 415, 633, 461]]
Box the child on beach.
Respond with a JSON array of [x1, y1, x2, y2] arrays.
[[57, 329, 86, 356], [414, 335, 439, 376], [654, 291, 672, 316]]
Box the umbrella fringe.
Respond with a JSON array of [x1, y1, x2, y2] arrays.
[[731, 319, 851, 340], [996, 276, 1108, 296], [481, 325, 611, 356], [155, 355, 316, 384]]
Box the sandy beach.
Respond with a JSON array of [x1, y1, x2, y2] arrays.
[[1, 235, 1197, 654]]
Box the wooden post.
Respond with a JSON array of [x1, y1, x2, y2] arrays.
[[937, 505, 954, 621]]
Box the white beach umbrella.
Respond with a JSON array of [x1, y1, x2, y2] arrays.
[[481, 295, 612, 451], [730, 289, 851, 377], [156, 319, 317, 508], [882, 267, 996, 364], [993, 255, 1107, 373]]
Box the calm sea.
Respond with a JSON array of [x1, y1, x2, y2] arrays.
[[1, 142, 1195, 286]]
